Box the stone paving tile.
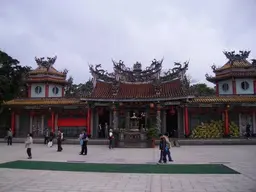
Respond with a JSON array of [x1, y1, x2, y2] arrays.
[[0, 144, 256, 192]]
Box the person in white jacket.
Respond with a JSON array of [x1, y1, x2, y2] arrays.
[[108, 129, 114, 149], [25, 133, 33, 159], [163, 132, 173, 162]]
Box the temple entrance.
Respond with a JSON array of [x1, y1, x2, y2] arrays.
[[98, 108, 110, 138], [166, 108, 178, 138], [239, 113, 254, 136]]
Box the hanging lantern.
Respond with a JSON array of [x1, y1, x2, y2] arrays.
[[150, 103, 154, 108]]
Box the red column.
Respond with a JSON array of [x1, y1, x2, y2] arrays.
[[224, 109, 229, 135], [28, 85, 31, 97], [11, 112, 15, 134], [46, 84, 49, 97], [51, 112, 55, 133], [232, 80, 236, 94], [87, 108, 91, 135], [184, 106, 189, 136], [254, 80, 256, 94], [216, 82, 219, 96]]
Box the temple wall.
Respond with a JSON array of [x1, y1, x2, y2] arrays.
[[235, 78, 254, 94], [48, 84, 63, 97], [218, 80, 233, 95], [31, 83, 46, 98]]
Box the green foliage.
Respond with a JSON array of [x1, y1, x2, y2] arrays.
[[0, 50, 31, 128], [0, 50, 31, 102], [65, 77, 93, 97], [146, 127, 159, 139], [191, 83, 215, 96]]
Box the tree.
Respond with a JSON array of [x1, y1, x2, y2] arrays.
[[191, 83, 215, 96], [64, 77, 93, 97], [0, 50, 31, 102], [0, 50, 31, 133]]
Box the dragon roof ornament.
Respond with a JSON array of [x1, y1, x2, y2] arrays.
[[35, 56, 57, 70], [223, 50, 250, 61], [89, 59, 188, 83]]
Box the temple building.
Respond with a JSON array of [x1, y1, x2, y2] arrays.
[[187, 51, 256, 138], [3, 50, 256, 141]]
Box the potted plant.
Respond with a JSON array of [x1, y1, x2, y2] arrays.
[[146, 127, 159, 148]]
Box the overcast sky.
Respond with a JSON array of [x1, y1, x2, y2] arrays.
[[0, 0, 255, 85]]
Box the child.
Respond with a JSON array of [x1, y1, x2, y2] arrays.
[[25, 133, 33, 159], [158, 134, 167, 164]]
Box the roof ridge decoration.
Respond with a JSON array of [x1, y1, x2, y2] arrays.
[[89, 59, 188, 84], [32, 56, 68, 76], [210, 50, 252, 72], [223, 50, 250, 62], [252, 59, 256, 67], [111, 79, 120, 96], [35, 56, 57, 71], [153, 79, 162, 95], [205, 50, 256, 83]]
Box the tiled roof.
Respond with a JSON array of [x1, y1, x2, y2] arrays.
[[215, 60, 252, 72], [29, 66, 66, 77], [190, 96, 256, 103], [3, 98, 81, 105], [26, 77, 67, 84], [206, 71, 256, 82], [86, 79, 193, 100]]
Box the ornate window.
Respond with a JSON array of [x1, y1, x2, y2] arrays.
[[35, 86, 42, 94], [241, 81, 249, 90], [52, 86, 59, 95], [222, 83, 229, 92]]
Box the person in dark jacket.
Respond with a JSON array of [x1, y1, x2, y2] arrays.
[[7, 128, 13, 146], [158, 134, 167, 164], [44, 128, 49, 145], [246, 124, 251, 139], [57, 130, 63, 152], [80, 129, 88, 155]]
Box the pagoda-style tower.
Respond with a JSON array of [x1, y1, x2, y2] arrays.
[[206, 51, 256, 95], [27, 56, 68, 98]]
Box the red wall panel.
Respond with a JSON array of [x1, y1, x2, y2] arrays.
[[47, 118, 87, 127]]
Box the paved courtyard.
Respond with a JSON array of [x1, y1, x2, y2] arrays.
[[0, 143, 255, 192]]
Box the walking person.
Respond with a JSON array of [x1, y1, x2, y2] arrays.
[[7, 128, 13, 146], [246, 123, 251, 140], [44, 128, 49, 145], [158, 134, 167, 164], [108, 129, 114, 149], [57, 130, 63, 152], [25, 133, 33, 159], [48, 131, 54, 147], [163, 132, 173, 162], [80, 129, 88, 155]]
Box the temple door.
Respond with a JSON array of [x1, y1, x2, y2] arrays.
[[239, 113, 253, 136]]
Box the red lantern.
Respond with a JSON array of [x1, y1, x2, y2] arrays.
[[150, 103, 154, 108]]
